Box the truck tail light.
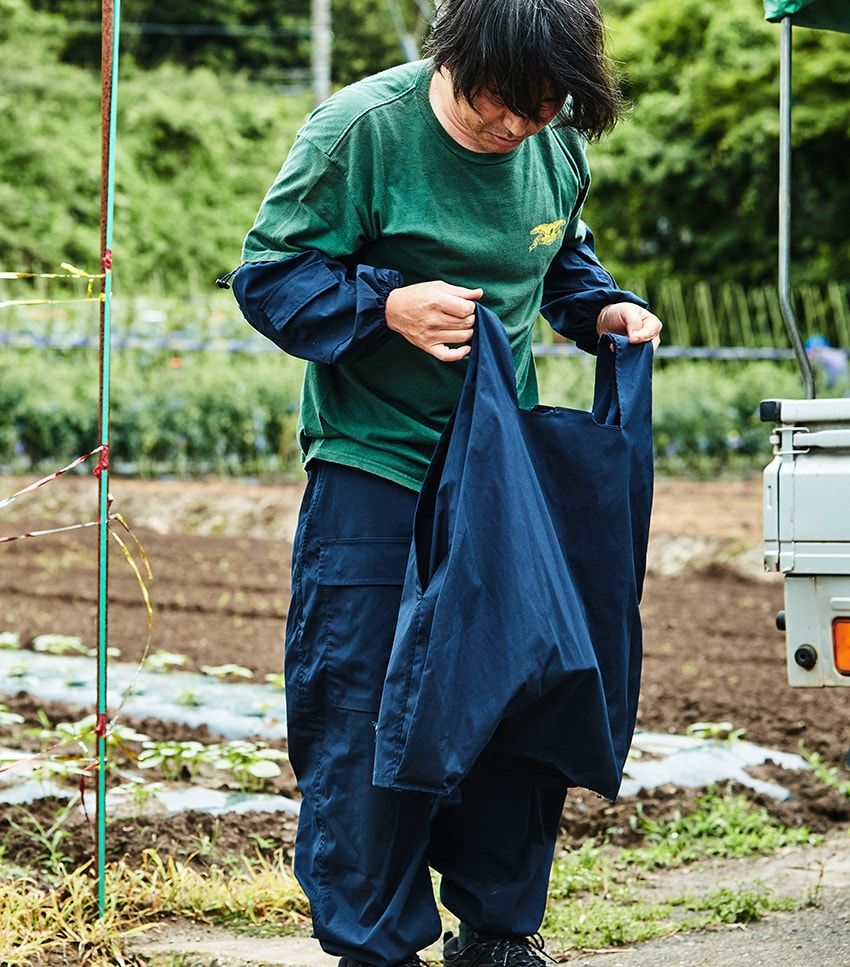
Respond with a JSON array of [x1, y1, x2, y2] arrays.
[[833, 619, 850, 675]]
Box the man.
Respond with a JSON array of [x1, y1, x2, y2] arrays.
[[229, 1, 662, 965]]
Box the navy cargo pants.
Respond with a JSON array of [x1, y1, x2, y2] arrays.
[[285, 459, 569, 967]]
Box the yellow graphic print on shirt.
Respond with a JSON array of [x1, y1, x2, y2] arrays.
[[528, 219, 567, 252]]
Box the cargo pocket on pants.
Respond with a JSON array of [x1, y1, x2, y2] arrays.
[[317, 538, 411, 713]]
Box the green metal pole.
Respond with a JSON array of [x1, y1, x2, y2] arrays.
[[96, 0, 120, 918]]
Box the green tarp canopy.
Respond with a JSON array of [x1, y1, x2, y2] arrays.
[[764, 0, 850, 33]]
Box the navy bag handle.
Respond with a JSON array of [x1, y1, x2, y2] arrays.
[[472, 303, 649, 432]]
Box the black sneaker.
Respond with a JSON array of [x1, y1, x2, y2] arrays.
[[443, 926, 554, 967]]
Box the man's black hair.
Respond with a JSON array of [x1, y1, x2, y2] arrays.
[[424, 0, 622, 142]]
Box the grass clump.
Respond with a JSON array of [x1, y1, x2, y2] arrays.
[[542, 787, 819, 953], [0, 787, 819, 961], [620, 789, 820, 870], [801, 747, 850, 799], [0, 847, 309, 965], [544, 883, 794, 951]]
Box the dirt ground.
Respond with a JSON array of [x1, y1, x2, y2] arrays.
[[1, 473, 850, 870]]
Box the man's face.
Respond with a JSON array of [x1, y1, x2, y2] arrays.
[[453, 90, 564, 153]]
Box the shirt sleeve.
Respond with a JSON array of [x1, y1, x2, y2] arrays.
[[540, 221, 649, 356], [231, 252, 402, 364], [232, 135, 403, 364]]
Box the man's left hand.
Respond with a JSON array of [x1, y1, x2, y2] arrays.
[[596, 302, 662, 351]]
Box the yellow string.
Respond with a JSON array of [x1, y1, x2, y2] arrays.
[[0, 262, 105, 282], [0, 295, 105, 310], [0, 262, 105, 306]]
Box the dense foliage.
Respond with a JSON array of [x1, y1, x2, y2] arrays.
[[0, 348, 810, 478], [1, 0, 848, 294], [0, 0, 308, 290], [27, 0, 428, 86], [589, 0, 850, 287]]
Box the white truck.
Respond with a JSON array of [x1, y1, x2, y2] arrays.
[[761, 2, 850, 688], [763, 397, 850, 684]]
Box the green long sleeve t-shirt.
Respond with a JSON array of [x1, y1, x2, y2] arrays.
[[243, 59, 590, 492]]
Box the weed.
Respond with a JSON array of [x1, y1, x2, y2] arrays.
[[6, 801, 76, 876], [802, 861, 825, 909], [621, 788, 819, 869], [543, 789, 818, 951], [549, 840, 609, 899], [0, 846, 309, 964], [675, 883, 796, 924], [687, 721, 747, 743], [191, 819, 221, 859], [544, 893, 678, 949], [249, 833, 280, 851], [545, 869, 797, 951], [800, 746, 850, 798]]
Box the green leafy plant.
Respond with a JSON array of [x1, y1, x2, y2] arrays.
[[111, 776, 165, 815], [143, 649, 188, 673], [137, 739, 209, 780], [548, 840, 608, 899], [677, 883, 796, 924], [0, 751, 87, 785], [200, 663, 254, 681], [26, 714, 149, 763], [800, 747, 850, 799], [6, 801, 76, 877], [176, 689, 203, 708], [686, 720, 747, 742], [0, 704, 24, 728], [0, 631, 20, 650], [31, 634, 87, 656], [208, 740, 289, 792]]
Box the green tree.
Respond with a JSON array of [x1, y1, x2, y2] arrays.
[[588, 0, 850, 287], [0, 0, 309, 288], [27, 0, 428, 85]]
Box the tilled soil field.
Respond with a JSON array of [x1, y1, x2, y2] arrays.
[[1, 474, 849, 870]]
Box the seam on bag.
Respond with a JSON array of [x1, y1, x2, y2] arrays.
[[590, 336, 624, 431], [613, 338, 625, 427]]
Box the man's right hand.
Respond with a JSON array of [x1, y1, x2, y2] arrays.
[[385, 281, 483, 362]]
